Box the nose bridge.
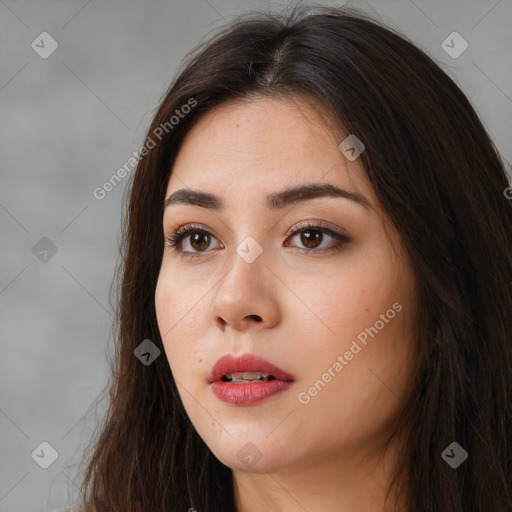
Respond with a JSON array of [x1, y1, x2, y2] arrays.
[[222, 204, 270, 268], [222, 233, 268, 296], [210, 234, 279, 329]]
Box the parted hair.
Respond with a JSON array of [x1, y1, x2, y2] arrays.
[[76, 5, 512, 511]]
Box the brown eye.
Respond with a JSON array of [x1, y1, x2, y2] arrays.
[[189, 232, 212, 252], [165, 224, 222, 255], [298, 229, 323, 249], [165, 222, 349, 258], [287, 225, 348, 252]]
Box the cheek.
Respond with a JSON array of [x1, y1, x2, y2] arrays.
[[293, 248, 414, 405], [155, 271, 178, 347], [155, 260, 208, 332], [154, 268, 204, 372], [297, 250, 402, 344]]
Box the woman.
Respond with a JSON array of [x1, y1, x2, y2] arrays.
[[65, 5, 512, 512]]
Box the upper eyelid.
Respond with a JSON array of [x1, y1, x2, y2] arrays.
[[286, 220, 345, 237], [170, 220, 343, 237]]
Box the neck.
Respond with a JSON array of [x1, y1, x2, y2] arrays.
[[232, 433, 409, 512]]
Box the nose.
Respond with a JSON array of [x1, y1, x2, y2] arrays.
[[210, 244, 281, 332]]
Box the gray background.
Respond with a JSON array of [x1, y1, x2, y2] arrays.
[[0, 0, 511, 510]]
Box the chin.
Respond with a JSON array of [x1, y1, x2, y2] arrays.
[[198, 430, 286, 470], [214, 446, 286, 474]]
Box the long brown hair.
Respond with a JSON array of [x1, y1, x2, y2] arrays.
[[77, 5, 512, 511]]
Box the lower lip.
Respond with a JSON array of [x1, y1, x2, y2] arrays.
[[211, 380, 293, 405]]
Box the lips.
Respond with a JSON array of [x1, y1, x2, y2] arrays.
[[209, 353, 294, 405], [208, 353, 294, 383]]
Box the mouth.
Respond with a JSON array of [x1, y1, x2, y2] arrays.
[[209, 353, 294, 406]]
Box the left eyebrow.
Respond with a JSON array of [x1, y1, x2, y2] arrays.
[[164, 183, 371, 210]]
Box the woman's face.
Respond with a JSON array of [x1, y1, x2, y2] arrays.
[[155, 95, 417, 474]]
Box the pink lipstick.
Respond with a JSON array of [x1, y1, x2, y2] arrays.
[[209, 353, 294, 405]]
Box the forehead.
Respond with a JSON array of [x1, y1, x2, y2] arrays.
[[165, 95, 374, 205]]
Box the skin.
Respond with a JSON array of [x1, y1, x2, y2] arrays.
[[155, 95, 417, 512]]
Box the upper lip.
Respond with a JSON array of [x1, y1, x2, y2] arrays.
[[209, 353, 294, 383]]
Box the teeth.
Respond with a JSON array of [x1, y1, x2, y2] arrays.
[[224, 371, 274, 383]]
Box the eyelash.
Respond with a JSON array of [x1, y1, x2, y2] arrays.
[[164, 221, 350, 259]]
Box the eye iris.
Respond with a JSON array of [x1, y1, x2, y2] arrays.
[[301, 230, 322, 249], [191, 232, 210, 251]]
